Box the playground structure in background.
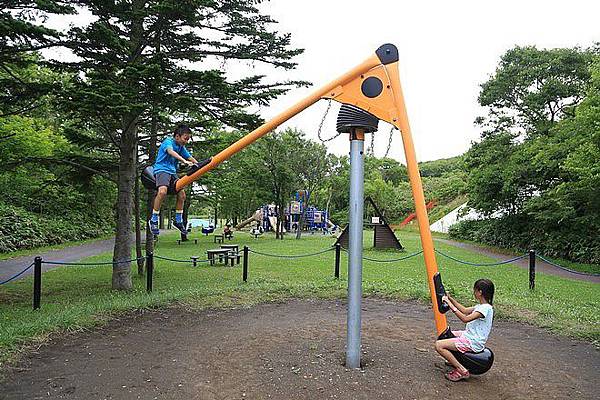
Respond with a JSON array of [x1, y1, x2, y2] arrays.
[[235, 191, 336, 234], [336, 196, 402, 250]]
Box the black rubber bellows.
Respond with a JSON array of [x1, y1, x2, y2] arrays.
[[336, 104, 379, 133]]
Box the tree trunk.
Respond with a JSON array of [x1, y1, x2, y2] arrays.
[[159, 208, 165, 229], [134, 155, 144, 275], [277, 203, 286, 239], [295, 192, 312, 240], [112, 117, 138, 290], [144, 115, 158, 253], [183, 196, 191, 230]]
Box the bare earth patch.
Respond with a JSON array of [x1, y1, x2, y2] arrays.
[[1, 298, 597, 399]]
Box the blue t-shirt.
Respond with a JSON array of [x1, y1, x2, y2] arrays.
[[153, 137, 191, 175]]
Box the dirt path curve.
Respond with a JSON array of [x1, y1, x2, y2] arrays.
[[0, 238, 117, 283], [1, 299, 597, 399], [435, 238, 600, 284]]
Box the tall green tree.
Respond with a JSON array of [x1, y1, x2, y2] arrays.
[[293, 131, 330, 239], [477, 46, 595, 136], [4, 1, 304, 288], [253, 129, 301, 239], [459, 46, 600, 263], [0, 1, 74, 116]]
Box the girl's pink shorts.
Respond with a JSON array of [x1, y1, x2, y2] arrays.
[[450, 330, 474, 353]]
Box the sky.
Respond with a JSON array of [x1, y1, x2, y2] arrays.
[[239, 0, 599, 163], [42, 1, 599, 163]]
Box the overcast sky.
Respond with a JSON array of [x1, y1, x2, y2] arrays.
[[43, 1, 599, 163], [242, 0, 599, 163]]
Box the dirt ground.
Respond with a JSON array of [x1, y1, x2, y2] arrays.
[[1, 298, 598, 400]]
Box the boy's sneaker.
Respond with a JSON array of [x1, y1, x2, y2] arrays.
[[173, 220, 187, 235], [445, 368, 470, 382], [148, 219, 160, 236]]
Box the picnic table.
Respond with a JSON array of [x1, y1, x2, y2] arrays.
[[220, 244, 240, 266], [220, 244, 239, 253], [214, 234, 224, 243], [206, 248, 230, 265]]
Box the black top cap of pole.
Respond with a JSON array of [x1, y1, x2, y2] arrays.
[[376, 44, 399, 65]]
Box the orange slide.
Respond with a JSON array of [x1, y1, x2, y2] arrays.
[[397, 200, 436, 228]]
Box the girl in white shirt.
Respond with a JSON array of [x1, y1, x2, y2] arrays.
[[435, 279, 495, 382]]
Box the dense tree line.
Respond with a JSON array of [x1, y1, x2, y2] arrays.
[[451, 46, 600, 264]]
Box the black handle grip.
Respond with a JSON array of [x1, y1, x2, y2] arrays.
[[433, 272, 450, 314], [186, 157, 212, 176]]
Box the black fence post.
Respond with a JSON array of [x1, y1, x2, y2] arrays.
[[33, 256, 42, 310], [334, 244, 341, 279], [529, 250, 536, 290], [146, 251, 154, 293], [243, 246, 249, 282]]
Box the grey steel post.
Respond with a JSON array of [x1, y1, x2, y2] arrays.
[[346, 129, 365, 368]]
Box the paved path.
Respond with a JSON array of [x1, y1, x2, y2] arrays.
[[0, 238, 117, 284], [436, 238, 600, 284]]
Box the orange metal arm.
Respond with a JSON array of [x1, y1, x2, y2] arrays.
[[174, 53, 382, 191], [176, 44, 447, 336]]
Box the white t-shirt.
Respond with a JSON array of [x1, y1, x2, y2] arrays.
[[463, 303, 494, 352]]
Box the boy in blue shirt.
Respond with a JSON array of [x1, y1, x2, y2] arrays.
[[148, 125, 198, 236]]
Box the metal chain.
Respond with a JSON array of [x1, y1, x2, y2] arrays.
[[368, 132, 375, 155], [384, 126, 395, 158], [317, 100, 343, 143]]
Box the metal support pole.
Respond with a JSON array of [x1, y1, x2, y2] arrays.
[[334, 243, 341, 279], [33, 256, 42, 310], [529, 250, 535, 290], [346, 130, 364, 369], [243, 246, 249, 282], [146, 252, 154, 293]]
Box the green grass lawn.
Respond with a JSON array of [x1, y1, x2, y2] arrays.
[[1, 229, 598, 366]]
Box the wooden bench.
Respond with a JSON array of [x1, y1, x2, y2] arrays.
[[220, 244, 240, 267], [177, 239, 198, 245], [225, 252, 241, 266], [213, 234, 224, 244]]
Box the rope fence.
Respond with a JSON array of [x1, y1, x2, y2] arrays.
[[2, 242, 597, 310], [0, 262, 34, 285], [248, 247, 334, 259], [41, 257, 145, 266], [536, 254, 600, 277], [154, 254, 210, 264], [434, 249, 528, 267], [360, 250, 423, 263]]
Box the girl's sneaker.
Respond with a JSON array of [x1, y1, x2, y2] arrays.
[[445, 368, 470, 382]]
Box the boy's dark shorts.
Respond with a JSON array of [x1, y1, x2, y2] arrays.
[[155, 172, 179, 194]]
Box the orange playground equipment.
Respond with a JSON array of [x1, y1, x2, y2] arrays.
[[167, 44, 492, 372]]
